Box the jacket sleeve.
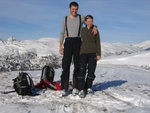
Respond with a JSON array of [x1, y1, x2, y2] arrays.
[[96, 30, 101, 56]]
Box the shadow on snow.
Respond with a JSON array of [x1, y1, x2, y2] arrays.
[[92, 80, 127, 92]]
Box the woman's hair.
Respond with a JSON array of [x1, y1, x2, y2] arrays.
[[69, 1, 79, 8], [85, 15, 93, 21]]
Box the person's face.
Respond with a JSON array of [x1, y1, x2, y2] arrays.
[[70, 6, 78, 17], [86, 18, 93, 27]]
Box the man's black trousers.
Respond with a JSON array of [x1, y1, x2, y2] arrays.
[[61, 38, 81, 91]]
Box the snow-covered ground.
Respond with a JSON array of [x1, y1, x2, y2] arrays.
[[0, 51, 150, 113], [0, 37, 150, 113]]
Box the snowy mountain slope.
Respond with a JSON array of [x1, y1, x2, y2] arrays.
[[101, 42, 141, 57], [0, 37, 60, 56], [0, 37, 149, 72], [0, 37, 61, 72], [101, 40, 150, 57], [133, 40, 150, 51], [0, 52, 150, 113], [0, 37, 149, 58], [100, 51, 150, 69]]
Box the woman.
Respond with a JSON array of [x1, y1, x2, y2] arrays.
[[77, 15, 101, 98]]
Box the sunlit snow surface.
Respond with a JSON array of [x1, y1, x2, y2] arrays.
[[0, 38, 150, 113]]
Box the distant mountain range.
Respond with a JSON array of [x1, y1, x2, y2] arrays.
[[0, 37, 149, 72], [0, 37, 149, 57]]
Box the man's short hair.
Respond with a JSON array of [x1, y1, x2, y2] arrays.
[[69, 1, 79, 8]]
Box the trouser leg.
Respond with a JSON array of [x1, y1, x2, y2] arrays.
[[61, 39, 72, 91], [72, 38, 81, 89], [77, 54, 88, 91], [85, 54, 97, 90]]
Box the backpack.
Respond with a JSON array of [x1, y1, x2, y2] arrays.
[[13, 72, 34, 96], [41, 65, 55, 82]]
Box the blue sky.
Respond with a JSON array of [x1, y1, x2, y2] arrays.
[[0, 0, 150, 43]]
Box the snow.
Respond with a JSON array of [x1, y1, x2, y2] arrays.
[[0, 37, 59, 57], [134, 41, 150, 50], [100, 51, 150, 67], [0, 37, 150, 113]]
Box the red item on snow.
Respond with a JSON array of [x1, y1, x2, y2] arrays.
[[35, 80, 61, 91]]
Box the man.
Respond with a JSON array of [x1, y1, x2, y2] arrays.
[[59, 2, 97, 96]]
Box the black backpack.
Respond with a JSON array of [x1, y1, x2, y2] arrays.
[[13, 72, 34, 96], [41, 65, 55, 82]]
